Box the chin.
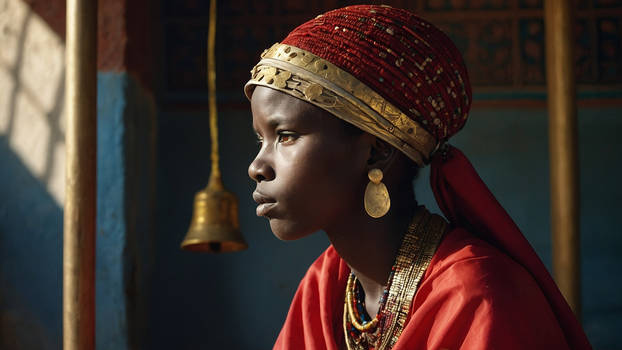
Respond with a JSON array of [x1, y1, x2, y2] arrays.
[[268, 218, 315, 241]]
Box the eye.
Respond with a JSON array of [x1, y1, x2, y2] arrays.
[[277, 131, 298, 144]]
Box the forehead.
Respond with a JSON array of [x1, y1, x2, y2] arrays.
[[250, 86, 323, 127]]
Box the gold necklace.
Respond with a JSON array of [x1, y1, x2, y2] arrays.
[[346, 273, 381, 332], [343, 207, 447, 350]]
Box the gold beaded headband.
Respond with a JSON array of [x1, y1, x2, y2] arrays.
[[244, 43, 438, 166]]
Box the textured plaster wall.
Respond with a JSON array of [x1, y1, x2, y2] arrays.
[[0, 139, 61, 350], [0, 16, 156, 343], [1, 0, 156, 349], [0, 0, 66, 205], [151, 105, 622, 349], [0, 70, 156, 350], [96, 73, 157, 350], [0, 1, 64, 348]]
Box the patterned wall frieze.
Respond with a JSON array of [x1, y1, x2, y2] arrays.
[[161, 0, 622, 107]]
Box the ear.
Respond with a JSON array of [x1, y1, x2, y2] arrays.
[[367, 137, 399, 171]]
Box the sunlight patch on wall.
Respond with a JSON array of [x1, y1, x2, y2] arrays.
[[0, 0, 66, 205]]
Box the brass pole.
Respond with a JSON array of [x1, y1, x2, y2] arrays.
[[63, 0, 97, 348], [544, 0, 581, 318]]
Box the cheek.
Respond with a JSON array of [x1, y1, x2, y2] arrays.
[[266, 136, 367, 239], [281, 140, 365, 210], [311, 140, 366, 192]]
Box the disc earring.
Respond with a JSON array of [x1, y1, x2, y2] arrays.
[[364, 169, 390, 218]]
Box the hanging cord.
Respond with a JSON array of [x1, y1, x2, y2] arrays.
[[207, 0, 221, 183]]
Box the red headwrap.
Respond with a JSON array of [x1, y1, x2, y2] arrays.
[[247, 5, 591, 349], [282, 5, 471, 141]]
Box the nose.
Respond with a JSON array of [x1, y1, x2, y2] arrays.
[[248, 151, 275, 183]]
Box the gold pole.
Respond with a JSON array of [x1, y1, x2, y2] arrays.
[[544, 0, 581, 318], [64, 0, 97, 348]]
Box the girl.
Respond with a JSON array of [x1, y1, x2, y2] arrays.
[[245, 5, 591, 350]]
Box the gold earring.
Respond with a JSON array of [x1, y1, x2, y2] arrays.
[[364, 169, 390, 218]]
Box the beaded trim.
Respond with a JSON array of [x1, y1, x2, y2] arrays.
[[343, 207, 447, 350], [244, 43, 438, 166]]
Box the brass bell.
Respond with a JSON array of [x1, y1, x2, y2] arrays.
[[181, 173, 248, 253], [181, 0, 247, 253]]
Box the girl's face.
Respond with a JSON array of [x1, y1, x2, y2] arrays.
[[249, 86, 371, 240]]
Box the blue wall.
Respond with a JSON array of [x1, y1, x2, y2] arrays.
[[149, 105, 622, 349], [96, 73, 156, 350], [0, 135, 62, 349]]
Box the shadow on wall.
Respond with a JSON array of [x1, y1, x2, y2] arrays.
[[0, 136, 62, 350], [2, 2, 158, 349], [1, 0, 67, 204]]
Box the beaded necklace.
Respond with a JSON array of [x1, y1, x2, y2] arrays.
[[343, 271, 393, 349], [343, 207, 447, 350]]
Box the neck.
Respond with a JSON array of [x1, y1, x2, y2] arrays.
[[325, 197, 416, 316]]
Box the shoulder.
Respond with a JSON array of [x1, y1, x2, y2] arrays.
[[274, 245, 348, 349], [424, 227, 540, 298], [304, 245, 348, 283], [406, 228, 569, 349], [294, 245, 349, 300]]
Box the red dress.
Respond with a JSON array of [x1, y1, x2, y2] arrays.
[[274, 228, 585, 349]]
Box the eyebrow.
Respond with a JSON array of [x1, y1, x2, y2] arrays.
[[253, 114, 285, 135], [266, 113, 288, 128], [254, 113, 289, 133]]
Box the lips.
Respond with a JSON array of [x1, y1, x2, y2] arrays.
[[252, 191, 277, 217]]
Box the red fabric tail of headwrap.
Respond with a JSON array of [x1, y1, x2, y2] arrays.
[[430, 145, 592, 350]]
